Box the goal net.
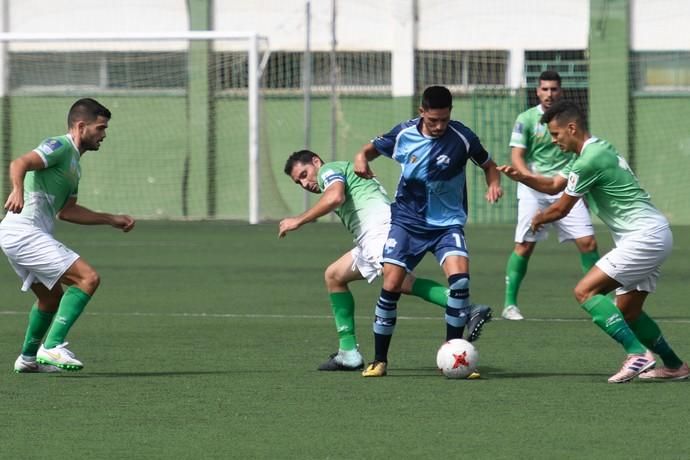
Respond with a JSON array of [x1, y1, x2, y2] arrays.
[[0, 31, 287, 223]]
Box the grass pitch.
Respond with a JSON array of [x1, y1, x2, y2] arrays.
[[0, 221, 688, 459]]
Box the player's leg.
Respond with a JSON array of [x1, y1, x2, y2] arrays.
[[622, 299, 688, 380], [14, 283, 63, 373], [503, 241, 533, 320], [555, 198, 600, 274], [402, 273, 447, 308], [362, 262, 406, 377], [504, 199, 544, 320], [574, 267, 654, 383], [38, 258, 100, 370], [441, 254, 471, 341], [616, 228, 687, 380], [319, 251, 366, 371]]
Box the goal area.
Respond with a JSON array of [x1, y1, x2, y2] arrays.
[[0, 31, 281, 223]]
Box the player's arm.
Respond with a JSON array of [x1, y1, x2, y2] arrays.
[[353, 142, 380, 179], [58, 197, 135, 232], [278, 181, 345, 238], [530, 193, 579, 233], [3, 151, 45, 213], [497, 164, 567, 195], [479, 159, 503, 203]]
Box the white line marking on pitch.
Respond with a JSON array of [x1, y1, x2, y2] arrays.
[[0, 310, 689, 323]]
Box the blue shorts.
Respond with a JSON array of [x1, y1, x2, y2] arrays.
[[382, 222, 469, 271]]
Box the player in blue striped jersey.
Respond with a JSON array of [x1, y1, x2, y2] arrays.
[[354, 86, 503, 377]]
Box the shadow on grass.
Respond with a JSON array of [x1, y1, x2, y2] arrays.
[[374, 366, 609, 379], [55, 370, 266, 378]]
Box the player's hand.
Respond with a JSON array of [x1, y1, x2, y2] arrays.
[[3, 188, 24, 214], [278, 217, 301, 238], [111, 214, 136, 232], [530, 210, 544, 233], [496, 165, 527, 182], [485, 184, 503, 203], [353, 155, 374, 179]]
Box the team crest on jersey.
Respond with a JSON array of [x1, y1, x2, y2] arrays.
[[409, 155, 417, 164], [384, 238, 397, 254], [36, 139, 63, 156]]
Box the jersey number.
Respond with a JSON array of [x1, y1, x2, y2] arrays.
[[452, 232, 467, 251]]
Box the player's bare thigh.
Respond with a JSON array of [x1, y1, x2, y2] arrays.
[[30, 282, 64, 313], [573, 265, 620, 303], [324, 251, 365, 292]]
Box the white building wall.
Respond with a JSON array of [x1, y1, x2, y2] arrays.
[[631, 0, 690, 50]]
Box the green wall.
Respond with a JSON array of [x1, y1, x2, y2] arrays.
[[0, 91, 688, 224]]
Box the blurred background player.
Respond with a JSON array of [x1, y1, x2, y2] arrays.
[[280, 150, 492, 371], [499, 100, 687, 382], [354, 86, 502, 377], [0, 98, 136, 373], [502, 70, 600, 320]]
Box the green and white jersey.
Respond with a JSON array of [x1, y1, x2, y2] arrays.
[[317, 161, 391, 239], [0, 134, 81, 234], [565, 137, 668, 237], [510, 105, 574, 200]]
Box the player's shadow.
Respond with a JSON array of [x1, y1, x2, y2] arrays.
[[386, 366, 608, 379], [55, 370, 266, 378]]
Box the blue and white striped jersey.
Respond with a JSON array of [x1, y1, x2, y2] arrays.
[[372, 118, 490, 231]]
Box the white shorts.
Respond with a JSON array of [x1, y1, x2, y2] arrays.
[[515, 197, 594, 243], [350, 226, 389, 283], [0, 226, 79, 291], [596, 226, 672, 295]]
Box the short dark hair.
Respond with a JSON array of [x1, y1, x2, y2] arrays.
[[67, 98, 111, 128], [284, 149, 322, 175], [541, 100, 588, 130], [421, 85, 453, 110], [538, 70, 561, 85]]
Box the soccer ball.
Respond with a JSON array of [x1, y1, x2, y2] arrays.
[[436, 339, 478, 379]]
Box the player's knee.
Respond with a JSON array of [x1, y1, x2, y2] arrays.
[[573, 283, 592, 304], [514, 242, 535, 257], [324, 264, 345, 290], [577, 236, 598, 253], [81, 269, 101, 293]]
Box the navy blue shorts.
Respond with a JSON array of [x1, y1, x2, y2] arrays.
[[382, 222, 469, 271]]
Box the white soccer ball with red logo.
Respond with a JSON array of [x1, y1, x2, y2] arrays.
[[436, 338, 478, 379]]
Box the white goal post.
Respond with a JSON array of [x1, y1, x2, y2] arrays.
[[0, 31, 270, 223]]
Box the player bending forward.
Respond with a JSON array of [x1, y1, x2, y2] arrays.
[[498, 100, 687, 383], [280, 150, 492, 371]]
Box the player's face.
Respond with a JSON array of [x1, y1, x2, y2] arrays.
[[536, 80, 562, 109], [419, 107, 451, 137], [290, 160, 321, 194], [547, 119, 577, 152], [79, 115, 109, 151]]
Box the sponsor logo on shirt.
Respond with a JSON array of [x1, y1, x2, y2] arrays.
[[36, 139, 63, 156], [512, 122, 523, 134], [436, 154, 450, 168]]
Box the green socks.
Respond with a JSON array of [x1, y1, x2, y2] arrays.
[[581, 295, 647, 354], [21, 304, 55, 356], [329, 291, 357, 351], [43, 286, 91, 349], [629, 312, 684, 368], [579, 249, 600, 274], [504, 252, 529, 307], [411, 277, 447, 308]]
